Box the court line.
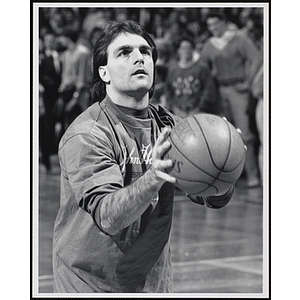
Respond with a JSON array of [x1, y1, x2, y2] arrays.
[[39, 275, 54, 288], [173, 254, 262, 266], [173, 238, 250, 248], [173, 254, 263, 276], [39, 274, 54, 280]]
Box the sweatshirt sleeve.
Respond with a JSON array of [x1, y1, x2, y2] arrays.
[[59, 132, 124, 221]]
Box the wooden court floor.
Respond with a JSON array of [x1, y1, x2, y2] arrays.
[[36, 155, 267, 296]]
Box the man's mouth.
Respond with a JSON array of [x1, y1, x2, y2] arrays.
[[132, 69, 147, 76]]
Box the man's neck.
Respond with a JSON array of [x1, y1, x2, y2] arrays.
[[106, 90, 149, 110]]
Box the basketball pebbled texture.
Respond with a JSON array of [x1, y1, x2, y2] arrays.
[[164, 114, 246, 196]]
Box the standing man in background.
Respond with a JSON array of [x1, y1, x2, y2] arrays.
[[58, 28, 92, 133], [201, 13, 262, 187], [39, 33, 61, 171]]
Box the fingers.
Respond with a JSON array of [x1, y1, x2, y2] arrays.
[[151, 126, 176, 184], [152, 145, 172, 173], [152, 155, 173, 170], [223, 117, 247, 152], [155, 170, 177, 184], [155, 140, 171, 158], [153, 126, 171, 159], [155, 126, 171, 147], [235, 128, 247, 151], [150, 158, 176, 185]]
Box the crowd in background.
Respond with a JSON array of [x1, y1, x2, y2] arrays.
[[38, 7, 264, 185], [39, 7, 264, 54]]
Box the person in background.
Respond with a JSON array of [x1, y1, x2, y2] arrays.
[[239, 12, 263, 52], [58, 28, 92, 133], [39, 33, 61, 171], [149, 39, 169, 108], [251, 64, 264, 183], [165, 36, 218, 118], [52, 20, 235, 293], [201, 13, 262, 188]]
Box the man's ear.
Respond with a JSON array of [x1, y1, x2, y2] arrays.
[[98, 66, 110, 83]]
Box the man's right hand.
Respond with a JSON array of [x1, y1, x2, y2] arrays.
[[150, 127, 176, 185]]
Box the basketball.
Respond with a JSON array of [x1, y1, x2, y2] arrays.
[[164, 114, 246, 197]]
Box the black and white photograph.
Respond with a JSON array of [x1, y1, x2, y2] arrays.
[[30, 1, 270, 298]]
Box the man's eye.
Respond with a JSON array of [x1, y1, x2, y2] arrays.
[[141, 49, 151, 55], [119, 50, 130, 56]]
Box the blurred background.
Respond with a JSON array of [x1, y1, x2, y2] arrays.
[[39, 7, 264, 54], [38, 6, 264, 173]]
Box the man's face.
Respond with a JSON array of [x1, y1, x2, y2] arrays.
[[100, 33, 154, 99], [207, 17, 226, 37]]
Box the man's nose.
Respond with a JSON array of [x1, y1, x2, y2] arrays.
[[133, 49, 144, 64]]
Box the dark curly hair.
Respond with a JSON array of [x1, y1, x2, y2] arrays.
[[91, 20, 158, 102]]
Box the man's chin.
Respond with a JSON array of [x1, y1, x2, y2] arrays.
[[126, 86, 151, 99]]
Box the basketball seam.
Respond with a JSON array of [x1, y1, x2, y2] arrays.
[[222, 119, 232, 171], [192, 116, 232, 195], [169, 133, 218, 180], [192, 116, 226, 174]]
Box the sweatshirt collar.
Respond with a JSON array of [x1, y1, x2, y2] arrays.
[[102, 96, 152, 129]]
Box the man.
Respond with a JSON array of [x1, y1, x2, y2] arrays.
[[39, 33, 62, 171], [201, 13, 262, 187], [165, 36, 218, 118], [58, 28, 92, 133], [53, 20, 234, 293]]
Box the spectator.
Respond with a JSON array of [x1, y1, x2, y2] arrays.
[[58, 28, 92, 133], [151, 13, 166, 39], [47, 8, 81, 35], [201, 13, 262, 188], [240, 12, 264, 51], [165, 36, 218, 118], [89, 26, 103, 48], [39, 33, 61, 171], [149, 39, 169, 107], [252, 64, 264, 182], [81, 8, 108, 39], [163, 20, 192, 60]]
